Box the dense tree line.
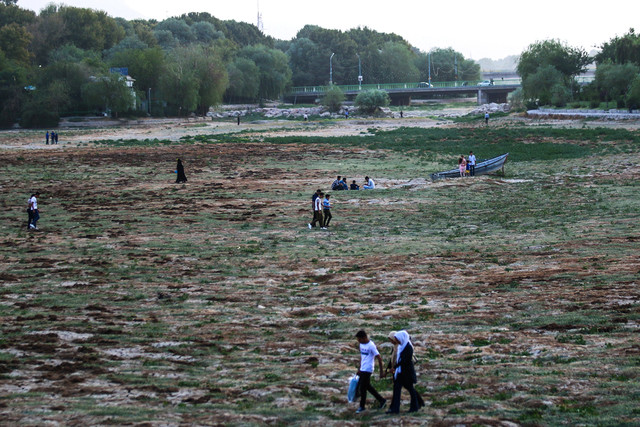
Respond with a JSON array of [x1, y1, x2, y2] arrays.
[[517, 29, 640, 109], [0, 1, 481, 127]]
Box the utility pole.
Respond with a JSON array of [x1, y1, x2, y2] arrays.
[[454, 54, 458, 87], [356, 53, 362, 90], [428, 52, 431, 86], [329, 52, 335, 85]]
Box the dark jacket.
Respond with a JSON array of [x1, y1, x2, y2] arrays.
[[397, 344, 417, 384]]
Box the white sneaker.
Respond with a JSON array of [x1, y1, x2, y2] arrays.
[[29, 224, 35, 229], [321, 227, 327, 230], [308, 223, 312, 229]]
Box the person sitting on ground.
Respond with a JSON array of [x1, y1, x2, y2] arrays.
[[350, 180, 360, 190], [340, 177, 349, 190], [332, 176, 343, 191], [363, 176, 375, 189]]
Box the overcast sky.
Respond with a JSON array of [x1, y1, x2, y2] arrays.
[[18, 0, 640, 60]]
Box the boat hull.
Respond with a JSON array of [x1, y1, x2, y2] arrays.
[[430, 153, 509, 180]]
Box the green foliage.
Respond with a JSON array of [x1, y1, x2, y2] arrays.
[[225, 57, 260, 102], [596, 28, 640, 66], [417, 47, 480, 82], [321, 85, 345, 112], [0, 22, 32, 64], [508, 87, 525, 111], [522, 64, 566, 107], [626, 75, 640, 108], [355, 89, 390, 113], [82, 73, 134, 116], [238, 44, 291, 100], [517, 39, 591, 81], [595, 61, 639, 106]]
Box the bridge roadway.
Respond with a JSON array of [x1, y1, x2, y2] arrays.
[[284, 81, 521, 105]]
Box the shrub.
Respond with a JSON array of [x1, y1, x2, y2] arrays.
[[321, 85, 345, 113], [508, 87, 525, 111], [19, 105, 59, 128], [355, 89, 390, 114]]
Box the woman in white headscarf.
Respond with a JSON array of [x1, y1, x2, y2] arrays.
[[386, 330, 420, 414]]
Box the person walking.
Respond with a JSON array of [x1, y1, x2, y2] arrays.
[[385, 331, 424, 409], [458, 155, 467, 177], [54, 131, 59, 144], [28, 192, 40, 230], [322, 194, 332, 229], [175, 159, 187, 183], [386, 330, 420, 414], [310, 191, 324, 228], [45, 131, 49, 145], [308, 189, 322, 229], [468, 151, 476, 176], [355, 330, 386, 414], [484, 112, 489, 125]]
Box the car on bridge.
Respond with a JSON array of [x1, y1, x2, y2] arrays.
[[477, 80, 494, 87], [417, 82, 433, 88]]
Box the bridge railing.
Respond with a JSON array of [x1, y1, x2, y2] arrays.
[[289, 79, 522, 94], [289, 76, 593, 95]]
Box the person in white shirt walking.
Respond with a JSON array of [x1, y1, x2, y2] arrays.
[[468, 151, 476, 176], [28, 192, 40, 230], [354, 330, 386, 413], [309, 191, 324, 228]]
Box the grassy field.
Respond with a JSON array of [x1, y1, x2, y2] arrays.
[[1, 123, 639, 426]]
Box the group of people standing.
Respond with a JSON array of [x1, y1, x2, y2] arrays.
[[355, 329, 423, 415], [45, 131, 59, 145], [458, 151, 476, 177]]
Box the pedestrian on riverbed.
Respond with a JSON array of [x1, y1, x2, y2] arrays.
[[468, 151, 476, 176], [484, 112, 489, 125], [459, 155, 467, 177], [45, 131, 49, 145], [386, 330, 421, 414], [175, 159, 187, 183], [355, 330, 386, 414], [28, 192, 40, 230]]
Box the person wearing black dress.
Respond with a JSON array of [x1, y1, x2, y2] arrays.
[[386, 330, 420, 414], [176, 159, 187, 183]]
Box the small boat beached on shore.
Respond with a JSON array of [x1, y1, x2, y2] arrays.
[[430, 153, 509, 180]]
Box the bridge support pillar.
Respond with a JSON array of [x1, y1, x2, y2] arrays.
[[477, 89, 488, 105], [390, 94, 411, 106]]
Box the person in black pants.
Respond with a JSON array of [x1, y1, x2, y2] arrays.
[[386, 330, 420, 414], [355, 330, 386, 413]]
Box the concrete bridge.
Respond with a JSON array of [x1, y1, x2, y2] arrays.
[[284, 80, 521, 105]]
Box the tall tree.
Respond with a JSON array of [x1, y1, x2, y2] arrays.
[[238, 44, 291, 100], [595, 61, 639, 106], [596, 28, 640, 66], [517, 39, 591, 82]]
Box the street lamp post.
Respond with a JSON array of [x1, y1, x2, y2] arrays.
[[329, 52, 335, 85], [356, 53, 362, 90], [428, 52, 431, 86]]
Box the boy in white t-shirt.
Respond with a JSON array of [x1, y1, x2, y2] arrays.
[[354, 330, 386, 413]]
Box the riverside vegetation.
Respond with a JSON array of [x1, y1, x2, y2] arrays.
[[0, 122, 639, 425]]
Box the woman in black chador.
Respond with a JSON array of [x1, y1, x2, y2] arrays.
[[175, 159, 187, 183]]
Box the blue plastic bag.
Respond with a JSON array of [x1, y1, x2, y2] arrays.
[[347, 374, 360, 402]]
